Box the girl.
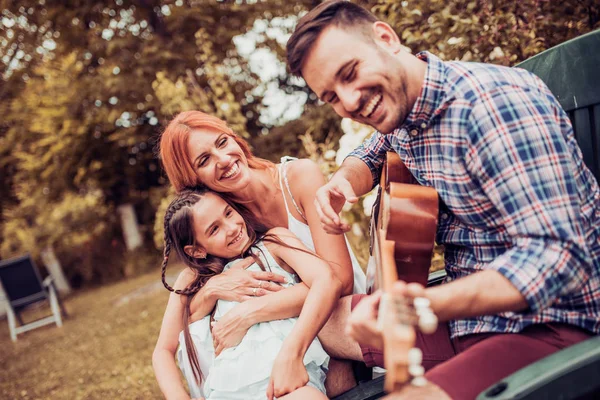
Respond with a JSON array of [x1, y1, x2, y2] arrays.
[[158, 188, 342, 399]]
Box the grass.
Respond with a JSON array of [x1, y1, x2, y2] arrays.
[[0, 265, 184, 400]]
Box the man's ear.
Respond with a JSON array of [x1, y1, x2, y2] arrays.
[[371, 21, 403, 54], [183, 245, 207, 259]]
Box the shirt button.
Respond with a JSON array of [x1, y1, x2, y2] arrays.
[[441, 213, 449, 220], [410, 129, 419, 137], [420, 122, 427, 129]]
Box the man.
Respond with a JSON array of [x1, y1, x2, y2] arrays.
[[286, 1, 600, 399]]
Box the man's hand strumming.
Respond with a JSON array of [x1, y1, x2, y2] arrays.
[[314, 176, 358, 234]]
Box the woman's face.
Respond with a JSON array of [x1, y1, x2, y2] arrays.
[[190, 192, 250, 259], [187, 128, 251, 193]]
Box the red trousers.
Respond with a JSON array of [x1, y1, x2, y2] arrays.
[[351, 294, 593, 400]]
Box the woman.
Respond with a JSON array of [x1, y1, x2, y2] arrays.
[[153, 111, 365, 399]]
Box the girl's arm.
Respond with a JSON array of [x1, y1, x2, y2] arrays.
[[288, 159, 355, 295], [152, 269, 195, 400]]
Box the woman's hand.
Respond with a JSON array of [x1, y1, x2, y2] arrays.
[[211, 303, 253, 356], [266, 349, 309, 400], [202, 257, 287, 303]]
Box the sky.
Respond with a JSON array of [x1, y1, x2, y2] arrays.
[[233, 16, 308, 127]]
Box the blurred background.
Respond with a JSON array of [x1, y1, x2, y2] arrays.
[[0, 0, 598, 398]]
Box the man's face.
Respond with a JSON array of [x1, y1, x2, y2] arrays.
[[301, 24, 412, 134]]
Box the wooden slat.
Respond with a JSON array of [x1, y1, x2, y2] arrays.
[[594, 105, 600, 180], [573, 107, 597, 179], [516, 30, 600, 112]]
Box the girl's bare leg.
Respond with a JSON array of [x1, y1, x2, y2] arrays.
[[279, 386, 328, 400]]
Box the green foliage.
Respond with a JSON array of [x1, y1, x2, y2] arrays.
[[1, 188, 114, 284], [367, 0, 599, 64], [151, 185, 175, 251]]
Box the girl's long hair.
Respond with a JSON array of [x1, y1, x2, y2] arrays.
[[161, 188, 319, 385], [158, 111, 273, 193]]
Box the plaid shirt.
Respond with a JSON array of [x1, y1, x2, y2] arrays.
[[350, 52, 600, 338]]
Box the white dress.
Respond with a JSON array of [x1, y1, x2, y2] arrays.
[[278, 156, 367, 294], [178, 242, 329, 399]]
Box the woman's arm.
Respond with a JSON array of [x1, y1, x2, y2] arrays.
[[188, 258, 288, 321], [288, 159, 355, 295], [152, 269, 195, 400], [211, 283, 309, 355]]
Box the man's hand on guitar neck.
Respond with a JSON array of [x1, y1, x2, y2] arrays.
[[346, 282, 428, 351], [347, 271, 528, 351], [315, 157, 373, 234]]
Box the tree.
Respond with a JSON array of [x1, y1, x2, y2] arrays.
[[364, 0, 599, 64]]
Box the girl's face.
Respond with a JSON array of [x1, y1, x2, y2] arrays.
[[187, 128, 251, 193], [188, 192, 250, 259]]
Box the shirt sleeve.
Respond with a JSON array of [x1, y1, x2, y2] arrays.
[[346, 131, 393, 189], [465, 83, 593, 313]]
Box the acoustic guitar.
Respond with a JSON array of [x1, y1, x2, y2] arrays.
[[366, 152, 439, 393]]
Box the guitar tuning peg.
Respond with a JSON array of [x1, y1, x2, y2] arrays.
[[418, 311, 438, 334], [411, 376, 428, 387], [413, 297, 431, 309], [408, 347, 423, 366], [408, 364, 425, 378]]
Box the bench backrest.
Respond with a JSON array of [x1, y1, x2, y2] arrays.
[[0, 254, 47, 308], [516, 29, 600, 181]]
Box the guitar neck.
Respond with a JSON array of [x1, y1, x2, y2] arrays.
[[369, 152, 440, 393], [379, 230, 415, 393]]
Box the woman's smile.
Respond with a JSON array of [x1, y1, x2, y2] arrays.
[[220, 161, 241, 180]]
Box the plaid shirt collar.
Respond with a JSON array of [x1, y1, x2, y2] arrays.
[[398, 51, 449, 134]]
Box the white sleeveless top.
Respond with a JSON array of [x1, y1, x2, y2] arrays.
[[279, 156, 366, 294]]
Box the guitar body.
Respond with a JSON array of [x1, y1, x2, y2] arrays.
[[367, 152, 439, 392], [367, 152, 439, 292]]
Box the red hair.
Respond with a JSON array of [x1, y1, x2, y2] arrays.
[[159, 111, 272, 192]]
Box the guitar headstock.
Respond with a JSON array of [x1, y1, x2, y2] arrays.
[[377, 236, 438, 393], [378, 291, 438, 391]]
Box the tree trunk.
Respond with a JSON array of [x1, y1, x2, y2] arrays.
[[117, 203, 143, 251], [0, 284, 7, 317], [40, 245, 72, 295]]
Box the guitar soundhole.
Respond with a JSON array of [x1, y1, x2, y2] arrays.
[[485, 382, 508, 397]]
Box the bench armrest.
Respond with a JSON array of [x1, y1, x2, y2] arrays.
[[476, 335, 600, 400], [42, 275, 54, 288], [332, 375, 385, 400], [427, 270, 446, 286]]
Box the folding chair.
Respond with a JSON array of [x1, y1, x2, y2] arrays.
[[0, 254, 68, 342]]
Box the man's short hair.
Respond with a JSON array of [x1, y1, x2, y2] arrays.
[[286, 0, 378, 78]]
